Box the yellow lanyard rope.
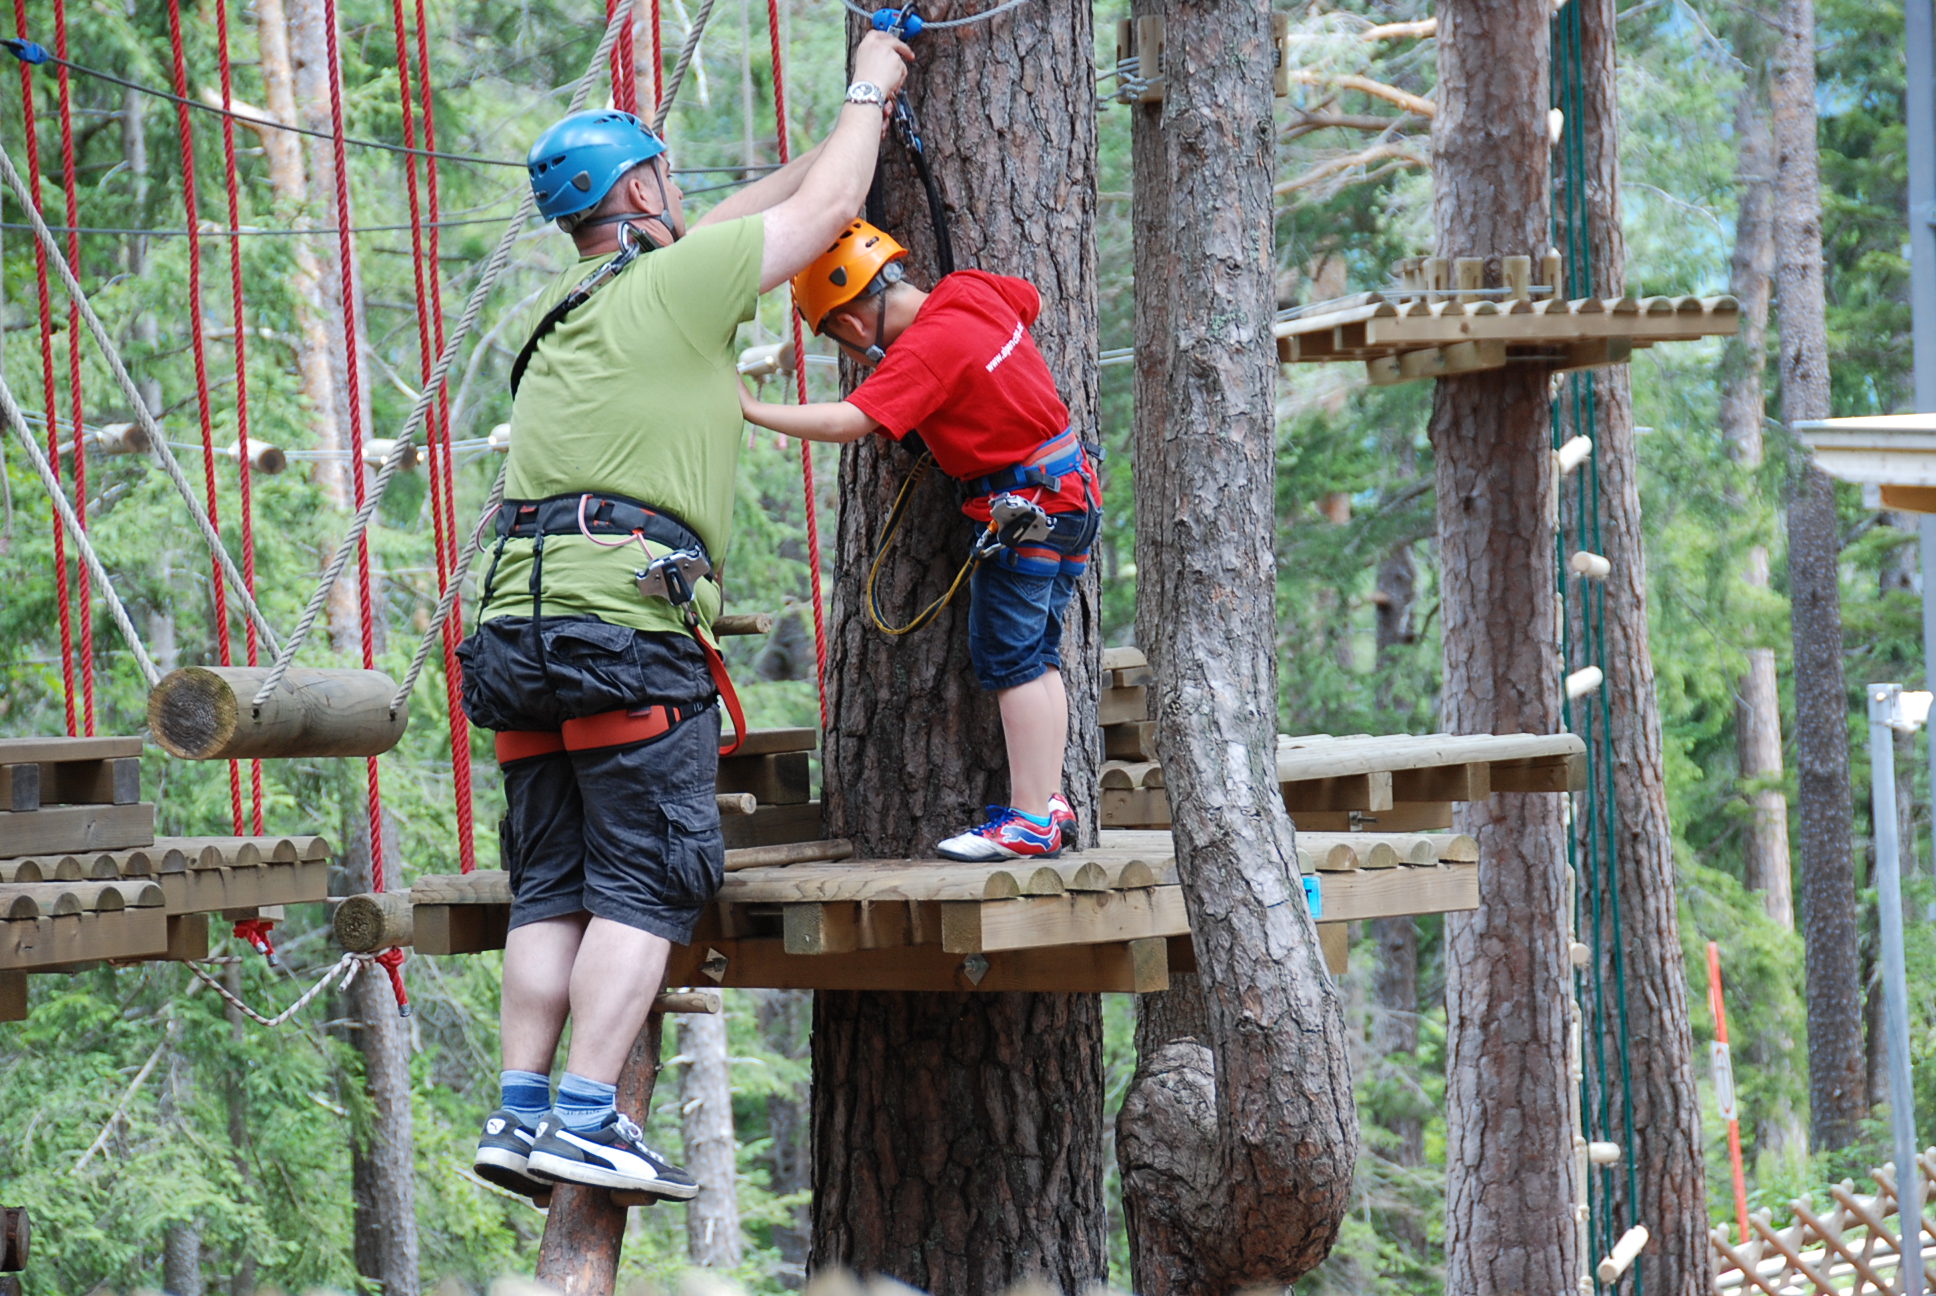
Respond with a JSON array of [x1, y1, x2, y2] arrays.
[[865, 453, 991, 636]]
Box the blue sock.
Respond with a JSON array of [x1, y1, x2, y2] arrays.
[[1013, 807, 1054, 829], [555, 1072, 618, 1133], [499, 1069, 551, 1126]]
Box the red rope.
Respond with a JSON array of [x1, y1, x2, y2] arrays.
[[320, 0, 389, 926], [13, 0, 78, 739], [166, 0, 246, 835], [212, 0, 265, 832], [651, 0, 664, 116], [609, 0, 638, 114], [765, 0, 830, 729], [394, 0, 477, 875], [50, 0, 92, 735]]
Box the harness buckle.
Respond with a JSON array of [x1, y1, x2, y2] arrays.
[[635, 547, 712, 606]]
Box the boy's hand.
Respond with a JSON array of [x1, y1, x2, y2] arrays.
[[853, 31, 914, 103]]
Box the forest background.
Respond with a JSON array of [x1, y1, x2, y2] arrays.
[[0, 0, 1931, 1291]]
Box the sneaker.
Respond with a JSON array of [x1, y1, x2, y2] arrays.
[[936, 806, 1063, 861], [1047, 792, 1079, 845], [525, 1112, 699, 1199], [474, 1108, 550, 1200]]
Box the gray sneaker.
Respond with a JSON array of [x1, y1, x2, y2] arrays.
[[473, 1108, 550, 1200], [525, 1112, 699, 1199]]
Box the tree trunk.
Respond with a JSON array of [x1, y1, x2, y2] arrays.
[[341, 816, 419, 1296], [162, 1222, 203, 1296], [537, 1018, 665, 1292], [680, 1010, 743, 1269], [222, 964, 259, 1296], [1720, 78, 1796, 930], [755, 990, 810, 1285], [1772, 0, 1868, 1151], [1115, 1, 1357, 1291], [1561, 3, 1709, 1289], [811, 6, 1106, 1293], [1431, 4, 1579, 1294]]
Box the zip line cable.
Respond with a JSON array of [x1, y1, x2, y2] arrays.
[[265, 0, 639, 712], [833, 0, 1034, 30]]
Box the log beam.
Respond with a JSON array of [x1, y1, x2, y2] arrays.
[[147, 666, 409, 760]]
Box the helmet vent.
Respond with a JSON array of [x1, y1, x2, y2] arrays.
[[830, 267, 849, 287], [571, 171, 592, 192]]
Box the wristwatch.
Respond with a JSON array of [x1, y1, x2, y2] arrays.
[[844, 81, 886, 107]]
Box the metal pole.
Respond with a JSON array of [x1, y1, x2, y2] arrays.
[[1909, 0, 1936, 882], [1867, 684, 1925, 1296]]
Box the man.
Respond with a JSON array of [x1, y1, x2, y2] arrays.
[[458, 32, 913, 1199]]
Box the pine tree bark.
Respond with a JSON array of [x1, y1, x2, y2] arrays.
[[1563, 4, 1708, 1289], [680, 1010, 743, 1269], [755, 990, 810, 1284], [1719, 83, 1795, 928], [1772, 0, 1868, 1150], [340, 816, 419, 1296], [811, 6, 1107, 1292], [1431, 4, 1579, 1293], [1115, 1, 1357, 1290]]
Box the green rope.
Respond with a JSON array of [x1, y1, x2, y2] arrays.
[[1550, 2, 1644, 1290]]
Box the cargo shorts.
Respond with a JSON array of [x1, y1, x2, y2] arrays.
[[456, 614, 724, 944]]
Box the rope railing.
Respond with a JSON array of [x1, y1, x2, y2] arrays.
[[250, 0, 638, 713], [0, 137, 284, 657]]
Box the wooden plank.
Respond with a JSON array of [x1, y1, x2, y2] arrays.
[[1101, 786, 1171, 828], [721, 800, 823, 850], [1291, 802, 1455, 832], [151, 835, 329, 864], [0, 735, 141, 764], [941, 886, 1190, 953], [1490, 752, 1587, 793], [1101, 646, 1147, 672], [415, 903, 510, 956], [1317, 864, 1477, 923], [0, 766, 39, 814], [1104, 721, 1158, 761], [715, 751, 811, 806], [1100, 761, 1162, 790], [1, 907, 170, 969], [0, 880, 165, 915], [152, 859, 329, 915], [0, 803, 155, 856], [1099, 686, 1149, 726], [730, 728, 819, 757], [0, 971, 23, 1022], [1109, 663, 1154, 689], [164, 914, 210, 962], [1281, 770, 1393, 813], [1318, 922, 1349, 975], [783, 903, 860, 955], [666, 935, 1168, 993], [1391, 761, 1491, 804]]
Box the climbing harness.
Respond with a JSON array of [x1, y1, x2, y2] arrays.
[[509, 222, 655, 396], [480, 491, 747, 755], [867, 5, 955, 275]]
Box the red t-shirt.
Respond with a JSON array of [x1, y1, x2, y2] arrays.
[[846, 270, 1091, 519]]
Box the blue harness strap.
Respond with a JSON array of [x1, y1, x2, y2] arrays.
[[966, 428, 1091, 498]]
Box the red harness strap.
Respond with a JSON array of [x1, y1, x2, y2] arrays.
[[492, 647, 743, 764], [695, 627, 745, 757]]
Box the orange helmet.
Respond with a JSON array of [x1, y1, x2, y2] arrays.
[[791, 219, 909, 334]]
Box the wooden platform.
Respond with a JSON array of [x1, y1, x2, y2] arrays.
[[370, 827, 1482, 991], [0, 736, 333, 1018], [1272, 254, 1737, 386]]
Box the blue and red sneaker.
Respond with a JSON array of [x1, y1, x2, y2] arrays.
[[937, 805, 1064, 861], [1048, 792, 1079, 845]]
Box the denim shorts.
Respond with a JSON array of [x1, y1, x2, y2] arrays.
[[456, 615, 724, 944], [967, 507, 1100, 691]]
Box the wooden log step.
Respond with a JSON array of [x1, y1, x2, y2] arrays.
[[0, 735, 142, 764], [0, 803, 155, 856], [0, 835, 321, 882], [1100, 761, 1163, 790], [152, 860, 331, 917], [1101, 786, 1171, 829], [728, 728, 819, 757], [335, 890, 414, 953], [1101, 646, 1147, 672], [0, 880, 166, 919], [1274, 730, 1584, 782], [1281, 770, 1393, 814], [711, 613, 773, 637], [148, 666, 409, 760], [716, 750, 811, 806], [1316, 863, 1478, 924], [1103, 720, 1157, 761], [940, 886, 1190, 954]]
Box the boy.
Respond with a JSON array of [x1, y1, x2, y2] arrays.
[[738, 220, 1099, 861]]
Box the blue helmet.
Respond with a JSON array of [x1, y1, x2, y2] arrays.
[[527, 110, 668, 223]]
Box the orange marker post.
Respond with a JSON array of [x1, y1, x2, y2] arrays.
[[1707, 940, 1751, 1245]]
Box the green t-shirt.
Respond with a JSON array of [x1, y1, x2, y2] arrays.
[[480, 215, 764, 639]]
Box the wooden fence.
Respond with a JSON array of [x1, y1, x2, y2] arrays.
[[1712, 1148, 1935, 1295]]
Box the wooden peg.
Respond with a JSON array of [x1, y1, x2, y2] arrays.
[[1555, 435, 1593, 475], [1588, 1141, 1623, 1164], [1565, 666, 1604, 700], [1569, 551, 1612, 579], [1503, 255, 1532, 300], [1454, 257, 1484, 303], [1596, 1225, 1649, 1283], [1424, 257, 1449, 291], [1542, 248, 1565, 300], [224, 440, 287, 474]]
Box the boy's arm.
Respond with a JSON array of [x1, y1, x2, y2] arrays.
[[740, 387, 880, 444], [694, 141, 826, 229]]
